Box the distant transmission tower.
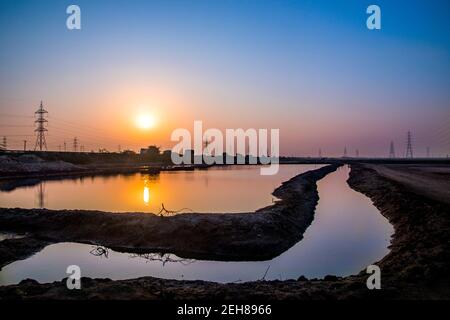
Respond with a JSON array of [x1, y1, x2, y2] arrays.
[[389, 141, 395, 158], [355, 149, 359, 157], [343, 146, 347, 158], [1, 136, 6, 151], [73, 137, 78, 152], [426, 146, 430, 158], [405, 131, 413, 158], [318, 148, 322, 158], [34, 101, 48, 151], [204, 136, 214, 156]]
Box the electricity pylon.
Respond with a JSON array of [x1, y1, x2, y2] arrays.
[[1, 136, 6, 151], [34, 101, 48, 151], [389, 141, 395, 158], [405, 131, 413, 158]]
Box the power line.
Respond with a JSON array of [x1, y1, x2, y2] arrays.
[[0, 134, 33, 137], [48, 116, 134, 144], [47, 125, 130, 150], [3, 111, 140, 151], [47, 123, 135, 146], [0, 113, 34, 118], [0, 125, 34, 127]]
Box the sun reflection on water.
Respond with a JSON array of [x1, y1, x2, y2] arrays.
[[143, 182, 150, 205]]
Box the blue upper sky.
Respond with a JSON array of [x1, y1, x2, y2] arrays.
[[0, 0, 449, 156]]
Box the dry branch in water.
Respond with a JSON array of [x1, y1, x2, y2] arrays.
[[90, 246, 109, 258], [129, 252, 195, 266]]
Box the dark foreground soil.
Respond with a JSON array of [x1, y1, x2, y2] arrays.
[[0, 164, 449, 299]]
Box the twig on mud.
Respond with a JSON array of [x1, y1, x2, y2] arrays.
[[157, 203, 193, 217]]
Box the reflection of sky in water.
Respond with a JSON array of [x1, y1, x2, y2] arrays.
[[0, 165, 321, 213], [0, 166, 394, 285]]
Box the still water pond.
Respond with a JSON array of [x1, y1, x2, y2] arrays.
[[0, 165, 320, 213], [0, 166, 394, 285]]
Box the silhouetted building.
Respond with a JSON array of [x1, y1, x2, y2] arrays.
[[162, 150, 172, 157], [140, 145, 160, 156]]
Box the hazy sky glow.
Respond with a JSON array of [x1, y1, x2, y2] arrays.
[[0, 0, 449, 156]]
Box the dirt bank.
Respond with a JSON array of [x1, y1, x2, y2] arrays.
[[0, 164, 340, 267], [0, 154, 84, 176], [362, 163, 450, 205], [346, 164, 450, 296], [1, 163, 449, 299], [0, 154, 206, 188]]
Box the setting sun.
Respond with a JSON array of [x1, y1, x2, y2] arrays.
[[136, 114, 156, 130]]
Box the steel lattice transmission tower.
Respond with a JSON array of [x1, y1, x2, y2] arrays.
[[389, 141, 395, 158], [34, 101, 48, 151], [1, 136, 6, 151], [405, 131, 413, 158]]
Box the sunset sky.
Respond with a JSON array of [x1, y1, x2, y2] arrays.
[[0, 0, 449, 157]]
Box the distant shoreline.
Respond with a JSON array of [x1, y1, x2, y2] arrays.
[[1, 151, 449, 182]]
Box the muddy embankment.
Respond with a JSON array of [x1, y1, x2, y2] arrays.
[[0, 164, 340, 268], [1, 163, 449, 299], [345, 164, 450, 298], [0, 154, 164, 183]]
